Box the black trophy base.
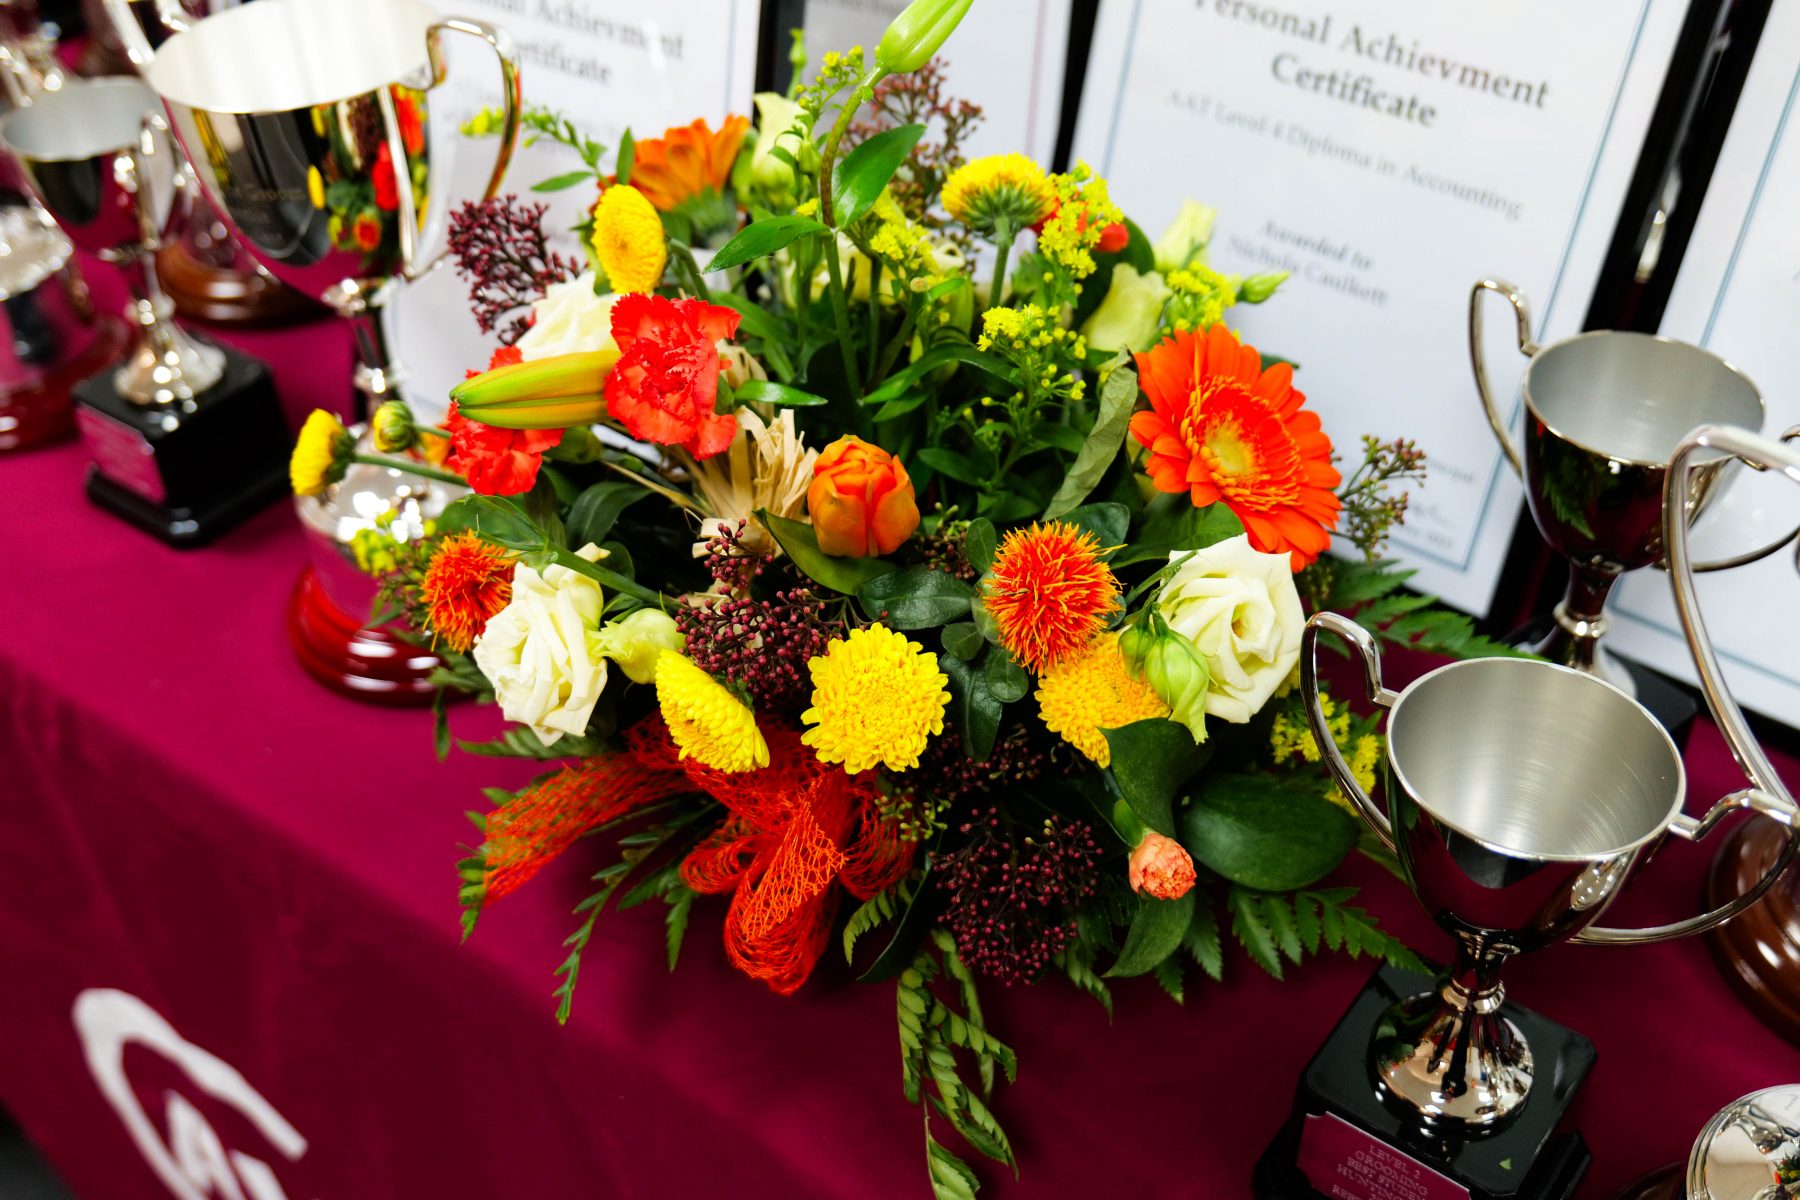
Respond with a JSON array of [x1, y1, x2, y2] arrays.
[[1507, 615, 1698, 743], [72, 347, 289, 548], [1255, 964, 1594, 1200]]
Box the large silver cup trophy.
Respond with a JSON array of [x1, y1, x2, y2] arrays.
[[0, 77, 222, 404], [1302, 426, 1800, 1129], [141, 0, 520, 409], [1469, 279, 1800, 697]]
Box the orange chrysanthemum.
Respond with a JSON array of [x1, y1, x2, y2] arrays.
[[1130, 324, 1341, 568], [983, 521, 1121, 673], [421, 531, 516, 652], [629, 115, 751, 212]]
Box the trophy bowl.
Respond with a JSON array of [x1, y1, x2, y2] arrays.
[[1469, 278, 1800, 697], [1300, 425, 1800, 1131]]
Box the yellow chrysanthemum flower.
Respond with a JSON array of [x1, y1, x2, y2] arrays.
[[1035, 633, 1170, 766], [801, 626, 949, 773], [656, 651, 769, 773], [590, 184, 667, 295], [289, 409, 352, 497], [942, 153, 1056, 235]]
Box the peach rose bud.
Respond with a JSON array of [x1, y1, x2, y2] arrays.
[[1129, 831, 1197, 901], [806, 435, 921, 557]]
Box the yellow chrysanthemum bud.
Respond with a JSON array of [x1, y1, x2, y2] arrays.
[[371, 399, 416, 454], [590, 184, 667, 295], [942, 153, 1056, 236], [289, 409, 354, 497], [656, 651, 769, 773]]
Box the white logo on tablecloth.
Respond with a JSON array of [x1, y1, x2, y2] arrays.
[[72, 988, 310, 1200]]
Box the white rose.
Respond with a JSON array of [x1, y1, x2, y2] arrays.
[[473, 543, 610, 744], [1155, 534, 1303, 723], [515, 272, 620, 360]]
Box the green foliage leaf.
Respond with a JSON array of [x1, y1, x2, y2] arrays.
[[917, 447, 986, 486], [1043, 357, 1138, 520], [861, 342, 1012, 408], [442, 493, 542, 549], [1106, 889, 1195, 978], [926, 1133, 981, 1200], [963, 518, 997, 573], [1229, 886, 1284, 979], [1151, 955, 1185, 1004], [981, 649, 1029, 703], [832, 123, 925, 226], [1058, 501, 1129, 548], [566, 480, 649, 549], [708, 290, 789, 343], [860, 861, 941, 982], [1054, 946, 1113, 1018], [1112, 497, 1246, 567], [1102, 719, 1210, 836], [457, 726, 607, 760], [665, 884, 694, 972], [615, 127, 636, 185], [733, 379, 829, 407], [703, 214, 827, 272], [1184, 898, 1224, 981], [941, 651, 1002, 762], [761, 509, 898, 594], [844, 882, 910, 963], [532, 168, 594, 192], [942, 622, 984, 660], [1179, 773, 1360, 891], [858, 566, 976, 629]]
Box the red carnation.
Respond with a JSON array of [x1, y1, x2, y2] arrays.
[[446, 347, 556, 495], [604, 293, 741, 460], [372, 142, 399, 212]]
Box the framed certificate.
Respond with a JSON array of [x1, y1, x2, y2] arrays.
[[1072, 0, 1693, 614], [794, 0, 1073, 163], [1606, 0, 1800, 726]]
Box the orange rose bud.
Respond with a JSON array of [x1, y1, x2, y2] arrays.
[[1128, 832, 1197, 901], [807, 436, 921, 557]]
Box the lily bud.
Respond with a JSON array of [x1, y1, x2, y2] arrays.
[[876, 0, 973, 75], [1129, 831, 1197, 901], [1239, 270, 1290, 304], [371, 399, 416, 453], [450, 348, 620, 430]]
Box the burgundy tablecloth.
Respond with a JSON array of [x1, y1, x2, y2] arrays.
[[3, 268, 1799, 1199]]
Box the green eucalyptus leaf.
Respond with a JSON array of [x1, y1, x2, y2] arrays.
[[1106, 890, 1195, 978], [831, 123, 925, 227], [760, 509, 898, 594], [1102, 718, 1210, 836], [703, 215, 827, 272], [1044, 357, 1138, 520], [942, 621, 983, 660], [1179, 773, 1360, 891], [981, 648, 1029, 703], [857, 566, 975, 629]]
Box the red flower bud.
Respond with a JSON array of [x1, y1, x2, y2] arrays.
[[1128, 831, 1196, 901]]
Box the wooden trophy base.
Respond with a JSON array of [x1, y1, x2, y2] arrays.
[[1706, 815, 1800, 1044], [155, 244, 321, 328], [286, 566, 442, 706]]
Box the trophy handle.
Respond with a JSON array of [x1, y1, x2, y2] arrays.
[[130, 110, 188, 253], [1576, 424, 1800, 946], [393, 17, 522, 283], [1468, 277, 1537, 479], [100, 0, 193, 69], [1300, 612, 1401, 853], [1686, 423, 1800, 573]]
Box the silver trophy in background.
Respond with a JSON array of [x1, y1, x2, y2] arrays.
[[140, 0, 521, 696], [0, 76, 287, 540]]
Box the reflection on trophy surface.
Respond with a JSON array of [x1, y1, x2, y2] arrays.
[[1292, 427, 1800, 1152], [1469, 278, 1800, 701]]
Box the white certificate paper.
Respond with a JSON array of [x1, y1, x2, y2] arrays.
[[386, 0, 759, 420], [798, 0, 1072, 164], [1073, 0, 1687, 614], [1607, 2, 1800, 727]]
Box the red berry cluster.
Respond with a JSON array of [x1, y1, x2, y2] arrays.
[[909, 722, 1061, 807], [938, 809, 1103, 986], [676, 524, 841, 711], [448, 195, 580, 345]]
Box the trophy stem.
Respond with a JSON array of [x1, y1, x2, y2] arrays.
[[339, 301, 404, 423], [1527, 563, 1637, 695], [110, 249, 225, 405], [1372, 935, 1534, 1127]]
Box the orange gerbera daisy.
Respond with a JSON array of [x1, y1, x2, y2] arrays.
[[1130, 324, 1341, 568], [629, 115, 751, 212], [421, 531, 516, 652], [983, 521, 1121, 673]]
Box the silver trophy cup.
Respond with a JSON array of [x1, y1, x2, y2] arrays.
[[1302, 426, 1800, 1129], [0, 76, 223, 405], [141, 0, 520, 409], [1469, 279, 1800, 695]]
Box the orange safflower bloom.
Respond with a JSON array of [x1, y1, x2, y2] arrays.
[[421, 531, 516, 652], [1130, 324, 1341, 569], [984, 521, 1121, 673], [628, 115, 751, 212]]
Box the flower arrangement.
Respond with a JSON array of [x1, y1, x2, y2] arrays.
[[293, 1, 1516, 1190]]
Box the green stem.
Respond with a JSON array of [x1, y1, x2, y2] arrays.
[[548, 544, 667, 608], [822, 237, 863, 394], [866, 257, 883, 380], [668, 239, 713, 304], [875, 299, 920, 382], [350, 453, 465, 487], [817, 67, 889, 228], [793, 236, 815, 372], [988, 219, 1017, 309]]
